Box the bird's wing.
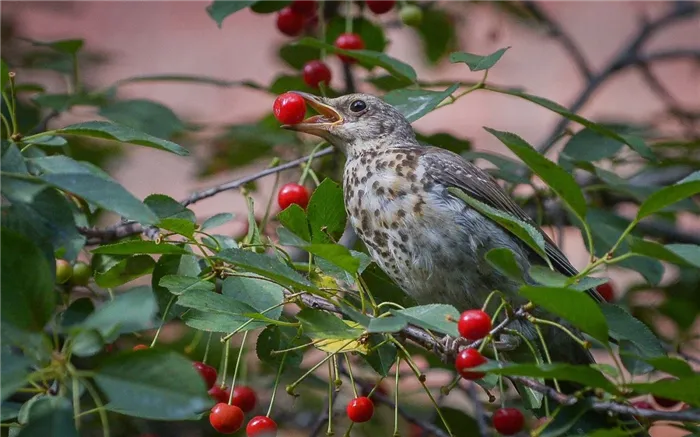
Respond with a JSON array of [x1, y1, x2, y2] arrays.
[[418, 146, 603, 303]]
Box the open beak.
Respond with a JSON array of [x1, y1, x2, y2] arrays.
[[281, 91, 343, 135]]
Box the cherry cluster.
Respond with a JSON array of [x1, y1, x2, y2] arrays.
[[55, 259, 92, 287]]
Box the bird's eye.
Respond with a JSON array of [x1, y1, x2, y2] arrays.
[[349, 100, 367, 113]]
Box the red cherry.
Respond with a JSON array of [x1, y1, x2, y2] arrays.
[[596, 282, 614, 302], [457, 309, 492, 341], [290, 0, 316, 15], [246, 416, 278, 437], [346, 396, 374, 423], [366, 0, 395, 14], [632, 400, 654, 411], [455, 348, 487, 380], [302, 60, 332, 88], [277, 183, 310, 210], [193, 361, 218, 389], [276, 7, 305, 37], [133, 344, 149, 351], [210, 403, 244, 434], [334, 33, 365, 63], [273, 92, 307, 125], [209, 385, 231, 403], [493, 408, 525, 436], [232, 386, 257, 413]]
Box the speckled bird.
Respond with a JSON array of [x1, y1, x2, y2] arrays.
[[283, 91, 601, 363], [283, 91, 645, 434]]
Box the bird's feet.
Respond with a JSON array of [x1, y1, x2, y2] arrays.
[[436, 335, 470, 363], [492, 332, 520, 352]]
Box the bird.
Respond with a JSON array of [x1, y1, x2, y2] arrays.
[[282, 91, 642, 434]]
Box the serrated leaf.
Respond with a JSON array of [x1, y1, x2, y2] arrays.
[[216, 248, 313, 290], [528, 266, 608, 291], [392, 304, 460, 337], [23, 135, 67, 147], [98, 99, 185, 139], [644, 356, 695, 378], [520, 286, 609, 345], [277, 204, 310, 241], [485, 247, 525, 281], [222, 275, 285, 320], [630, 239, 700, 268], [485, 127, 587, 222], [636, 180, 700, 220], [600, 303, 664, 360], [450, 47, 510, 71], [0, 229, 56, 332], [296, 308, 364, 340], [476, 362, 619, 393], [363, 334, 397, 377], [92, 240, 190, 255], [307, 178, 346, 243], [93, 254, 155, 288], [305, 244, 360, 274], [157, 217, 196, 238], [294, 38, 417, 82], [94, 349, 212, 419], [367, 317, 407, 333], [561, 128, 624, 162], [384, 84, 459, 122], [201, 212, 235, 231], [151, 253, 200, 321], [626, 376, 700, 406], [80, 286, 157, 341], [144, 194, 195, 222], [159, 275, 214, 295], [448, 187, 550, 265], [206, 0, 256, 27], [315, 321, 369, 354], [53, 121, 189, 156]]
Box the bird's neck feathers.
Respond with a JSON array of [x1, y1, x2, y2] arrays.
[[340, 132, 420, 160]]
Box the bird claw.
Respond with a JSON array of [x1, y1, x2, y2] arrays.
[[492, 333, 520, 352], [436, 336, 470, 363]]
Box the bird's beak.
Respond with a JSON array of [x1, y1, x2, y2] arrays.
[[281, 91, 343, 135]]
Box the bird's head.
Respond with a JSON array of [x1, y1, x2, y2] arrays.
[[282, 92, 416, 157]]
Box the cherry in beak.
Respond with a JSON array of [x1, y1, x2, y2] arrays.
[[281, 91, 343, 135]]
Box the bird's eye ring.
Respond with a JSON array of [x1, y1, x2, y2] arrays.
[[349, 100, 367, 113]]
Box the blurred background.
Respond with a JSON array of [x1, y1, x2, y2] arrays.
[[2, 1, 699, 436]]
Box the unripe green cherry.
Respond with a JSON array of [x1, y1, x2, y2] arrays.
[[400, 4, 423, 27], [56, 259, 73, 284], [71, 261, 92, 286]]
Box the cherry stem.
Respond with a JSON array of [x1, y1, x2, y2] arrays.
[[345, 0, 353, 34], [393, 355, 400, 436], [345, 354, 359, 398], [298, 142, 325, 186], [528, 315, 590, 350], [202, 331, 213, 364], [150, 296, 175, 348], [228, 331, 248, 405], [534, 324, 561, 393], [259, 159, 281, 233], [327, 356, 334, 435], [220, 337, 231, 392], [267, 351, 288, 417], [184, 329, 203, 355], [491, 343, 506, 408], [287, 340, 354, 394]]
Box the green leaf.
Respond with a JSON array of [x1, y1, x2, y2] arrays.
[[630, 239, 700, 268], [279, 43, 322, 70], [0, 401, 21, 421], [1, 143, 47, 203], [244, 196, 263, 247], [392, 304, 460, 337], [256, 325, 304, 368], [1, 59, 9, 90], [151, 254, 200, 321], [636, 180, 700, 220], [626, 375, 700, 406], [644, 356, 695, 378], [416, 9, 457, 64], [250, 0, 290, 13], [60, 298, 95, 329], [561, 128, 624, 162], [159, 275, 214, 295], [367, 317, 407, 333], [217, 248, 313, 290], [384, 84, 459, 122], [23, 135, 68, 147], [54, 121, 189, 156], [178, 288, 280, 332], [366, 74, 414, 91], [305, 244, 360, 274], [448, 187, 550, 265], [71, 329, 105, 357], [16, 396, 78, 437], [80, 286, 157, 341], [93, 254, 155, 288], [98, 99, 185, 139], [0, 228, 56, 332], [278, 204, 311, 242], [201, 212, 235, 231], [39, 173, 159, 225], [32, 93, 105, 112], [1, 347, 30, 402], [296, 308, 364, 340], [294, 38, 417, 82], [450, 47, 510, 71], [664, 244, 700, 268], [476, 362, 619, 393], [307, 178, 346, 244], [485, 248, 525, 282], [363, 334, 397, 377], [485, 128, 587, 221], [94, 349, 212, 419], [528, 266, 607, 292], [519, 286, 609, 345], [600, 303, 664, 360], [27, 38, 84, 54], [495, 90, 656, 161], [206, 0, 256, 27], [92, 240, 190, 255], [222, 275, 285, 320], [144, 194, 196, 222], [158, 217, 196, 238]]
